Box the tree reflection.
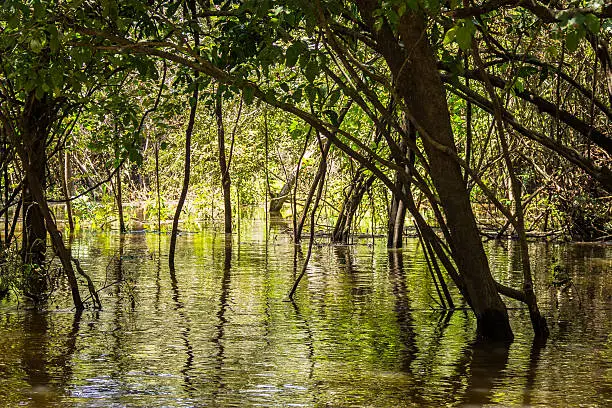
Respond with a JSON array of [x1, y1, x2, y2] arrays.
[[460, 342, 510, 406], [388, 250, 417, 373]]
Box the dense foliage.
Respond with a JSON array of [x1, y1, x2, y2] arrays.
[[0, 0, 610, 341]]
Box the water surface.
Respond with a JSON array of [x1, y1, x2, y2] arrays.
[[0, 225, 610, 407]]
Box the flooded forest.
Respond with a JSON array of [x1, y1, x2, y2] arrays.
[[0, 1, 611, 406]]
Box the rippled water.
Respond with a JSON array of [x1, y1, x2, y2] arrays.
[[0, 223, 610, 407]]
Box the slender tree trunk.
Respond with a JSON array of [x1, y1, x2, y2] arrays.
[[215, 91, 232, 234], [289, 133, 328, 299], [115, 165, 126, 233], [62, 149, 75, 232], [332, 170, 375, 243], [357, 2, 513, 341], [169, 84, 199, 268], [296, 139, 331, 242], [155, 141, 161, 232], [472, 44, 549, 339], [387, 116, 416, 248]]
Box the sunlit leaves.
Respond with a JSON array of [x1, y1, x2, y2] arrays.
[[444, 19, 476, 51]]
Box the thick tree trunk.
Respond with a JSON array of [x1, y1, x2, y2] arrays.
[[215, 92, 232, 234], [357, 2, 513, 341], [20, 97, 49, 299]]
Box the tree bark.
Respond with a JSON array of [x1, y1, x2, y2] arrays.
[[357, 2, 513, 341], [20, 96, 50, 299]]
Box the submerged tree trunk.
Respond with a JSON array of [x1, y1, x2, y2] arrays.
[[215, 91, 232, 234], [331, 169, 375, 243], [20, 96, 50, 299], [357, 2, 513, 341], [61, 149, 75, 232], [169, 84, 199, 268], [387, 118, 415, 248], [115, 164, 126, 233]]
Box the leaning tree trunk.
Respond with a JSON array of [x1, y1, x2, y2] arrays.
[[332, 169, 375, 243], [9, 98, 84, 309], [387, 119, 416, 248], [269, 169, 296, 214], [357, 2, 513, 341], [215, 91, 232, 234]]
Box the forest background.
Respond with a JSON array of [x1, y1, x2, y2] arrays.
[[0, 0, 610, 342]]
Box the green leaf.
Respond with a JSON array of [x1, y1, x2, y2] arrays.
[[565, 28, 584, 53], [516, 66, 539, 78], [29, 38, 43, 53], [455, 20, 475, 51], [243, 86, 255, 105], [285, 42, 302, 67], [327, 89, 341, 108], [305, 85, 316, 104], [304, 59, 318, 83], [513, 78, 524, 94], [324, 110, 339, 127], [584, 14, 600, 33], [279, 82, 290, 92], [443, 27, 457, 45]]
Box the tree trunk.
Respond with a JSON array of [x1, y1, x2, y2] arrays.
[[357, 2, 513, 341], [332, 169, 375, 243], [115, 164, 126, 233], [215, 91, 232, 234], [20, 98, 49, 299], [61, 149, 75, 232], [269, 169, 296, 214], [295, 139, 331, 242], [387, 119, 415, 248], [169, 83, 199, 268]]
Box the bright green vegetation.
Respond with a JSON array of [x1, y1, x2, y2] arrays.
[[0, 1, 610, 343]]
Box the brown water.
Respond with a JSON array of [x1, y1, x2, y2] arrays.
[[0, 223, 610, 407]]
